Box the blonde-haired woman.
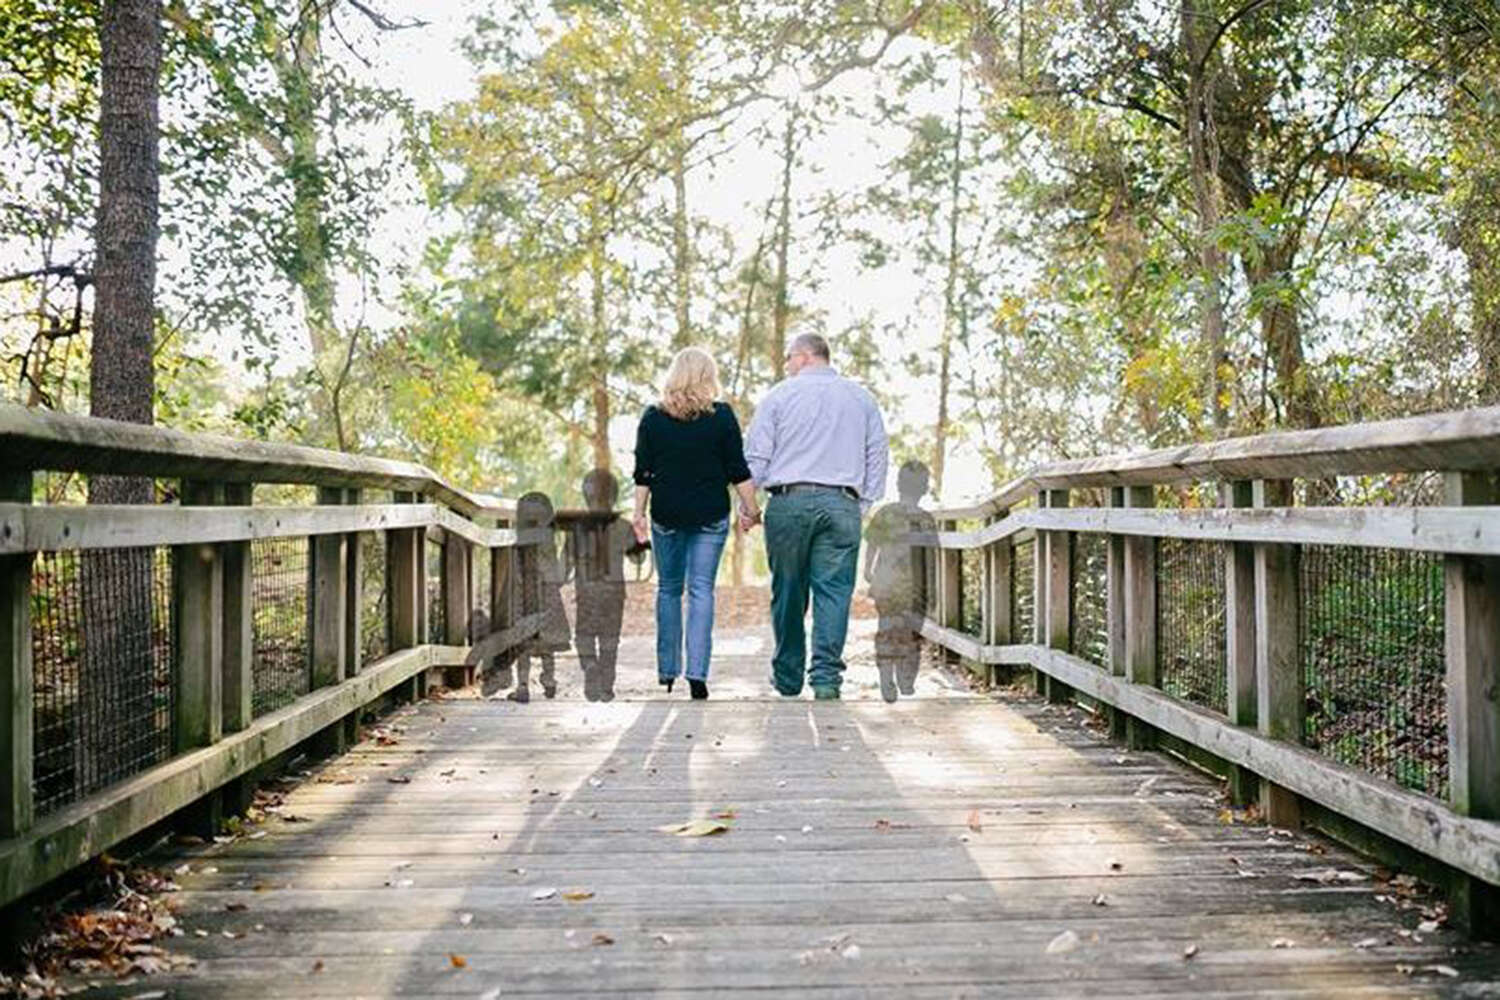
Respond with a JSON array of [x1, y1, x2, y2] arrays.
[[632, 347, 759, 700]]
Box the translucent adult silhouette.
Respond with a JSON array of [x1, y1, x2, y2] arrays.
[[564, 469, 634, 702], [863, 460, 936, 702], [511, 491, 570, 703]]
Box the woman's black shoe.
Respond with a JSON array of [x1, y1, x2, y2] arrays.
[[688, 679, 708, 700], [660, 678, 674, 693]]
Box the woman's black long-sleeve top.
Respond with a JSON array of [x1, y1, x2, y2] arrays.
[[632, 401, 752, 530]]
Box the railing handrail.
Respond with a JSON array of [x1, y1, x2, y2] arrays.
[[0, 402, 516, 520], [928, 404, 1500, 519]]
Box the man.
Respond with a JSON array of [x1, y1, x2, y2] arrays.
[[744, 333, 889, 699]]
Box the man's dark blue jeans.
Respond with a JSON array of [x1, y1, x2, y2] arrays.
[[764, 489, 862, 695]]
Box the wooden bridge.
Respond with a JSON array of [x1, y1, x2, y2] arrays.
[[3, 402, 1500, 997]]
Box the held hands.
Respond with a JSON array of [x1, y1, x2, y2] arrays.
[[738, 505, 762, 533], [631, 512, 650, 545]]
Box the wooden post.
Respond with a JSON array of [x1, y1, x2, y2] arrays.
[[221, 483, 252, 735], [1105, 486, 1128, 740], [1223, 479, 1259, 806], [1032, 493, 1049, 695], [344, 488, 363, 679], [1444, 471, 1500, 935], [1045, 488, 1073, 704], [309, 486, 348, 754], [489, 533, 517, 685], [174, 481, 223, 752], [984, 510, 1013, 685], [1, 471, 33, 837], [1123, 485, 1157, 749], [443, 528, 473, 686], [388, 491, 424, 701], [939, 519, 961, 664], [1253, 478, 1302, 826]]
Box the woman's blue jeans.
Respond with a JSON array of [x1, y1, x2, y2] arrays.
[[651, 516, 729, 682]]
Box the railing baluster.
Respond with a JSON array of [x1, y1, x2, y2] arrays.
[[1, 470, 33, 837], [388, 490, 424, 701], [1105, 486, 1128, 740], [221, 483, 253, 734], [984, 510, 1013, 687], [1044, 488, 1073, 704], [1123, 485, 1157, 749], [1032, 493, 1049, 696], [489, 525, 516, 687], [1253, 478, 1302, 827], [175, 481, 224, 752], [309, 486, 350, 753], [1223, 480, 1259, 806], [1444, 471, 1500, 931]]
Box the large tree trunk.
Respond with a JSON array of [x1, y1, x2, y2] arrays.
[[84, 0, 163, 799], [1181, 0, 1230, 433], [588, 196, 611, 471]]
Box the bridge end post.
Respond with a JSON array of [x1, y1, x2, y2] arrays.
[[1253, 479, 1302, 828], [1123, 485, 1158, 750], [1, 470, 33, 839], [1223, 480, 1260, 807], [1444, 471, 1500, 939]]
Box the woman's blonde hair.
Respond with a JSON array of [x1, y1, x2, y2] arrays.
[[659, 346, 721, 420]]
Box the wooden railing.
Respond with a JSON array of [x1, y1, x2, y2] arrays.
[[0, 403, 547, 907], [917, 406, 1500, 932]]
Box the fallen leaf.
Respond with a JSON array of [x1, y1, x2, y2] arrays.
[[224, 902, 248, 912], [1046, 930, 1080, 955], [1422, 965, 1459, 978], [562, 890, 595, 902], [842, 943, 862, 959], [944, 893, 968, 903], [658, 820, 729, 837], [386, 776, 412, 784], [1417, 919, 1441, 934], [531, 887, 558, 901], [1090, 893, 1108, 907], [591, 933, 614, 946], [966, 810, 983, 834], [459, 913, 474, 926], [311, 959, 324, 973], [1271, 938, 1294, 949], [449, 953, 467, 969], [1183, 944, 1198, 959], [712, 808, 738, 819], [1353, 937, 1381, 949], [1108, 859, 1123, 871]]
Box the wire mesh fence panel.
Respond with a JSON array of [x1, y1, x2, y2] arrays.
[[959, 548, 982, 637], [361, 533, 388, 664], [1158, 538, 1228, 714], [1072, 533, 1108, 666], [251, 537, 309, 716], [1012, 538, 1036, 641], [427, 537, 446, 644], [31, 547, 174, 817], [1301, 545, 1447, 799], [472, 545, 492, 642]]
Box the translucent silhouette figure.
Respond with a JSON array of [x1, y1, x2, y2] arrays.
[[564, 469, 634, 702], [863, 460, 936, 702], [511, 491, 570, 703]]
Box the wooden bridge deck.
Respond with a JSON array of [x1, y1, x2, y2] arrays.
[[93, 624, 1499, 998]]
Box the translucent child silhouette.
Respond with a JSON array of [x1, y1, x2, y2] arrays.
[[863, 460, 936, 702], [563, 469, 635, 702], [511, 491, 570, 703]]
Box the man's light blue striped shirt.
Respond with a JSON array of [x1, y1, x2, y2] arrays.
[[744, 366, 889, 511]]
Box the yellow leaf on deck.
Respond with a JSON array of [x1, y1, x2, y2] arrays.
[[658, 819, 730, 837]]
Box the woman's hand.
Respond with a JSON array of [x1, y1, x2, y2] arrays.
[[632, 512, 650, 545], [738, 504, 761, 533]]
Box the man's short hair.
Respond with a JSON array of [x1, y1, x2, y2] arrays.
[[788, 333, 830, 360]]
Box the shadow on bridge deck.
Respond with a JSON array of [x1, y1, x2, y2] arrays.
[[89, 624, 1500, 998]]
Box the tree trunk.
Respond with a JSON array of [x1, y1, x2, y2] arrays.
[[770, 104, 797, 369], [1242, 238, 1317, 429], [588, 195, 611, 471], [1181, 0, 1230, 433], [670, 36, 692, 350], [933, 76, 965, 498], [1456, 166, 1500, 402], [85, 0, 163, 800]]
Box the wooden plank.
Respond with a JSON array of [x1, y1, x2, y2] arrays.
[[0, 401, 516, 521], [1444, 471, 1500, 934], [0, 470, 31, 837], [443, 529, 471, 646], [221, 483, 253, 734], [175, 481, 224, 752], [1123, 485, 1157, 750], [1223, 480, 1258, 806], [0, 644, 460, 906], [1020, 644, 1500, 887], [987, 525, 1012, 647], [0, 502, 520, 553], [310, 488, 348, 693], [1253, 479, 1302, 827]]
